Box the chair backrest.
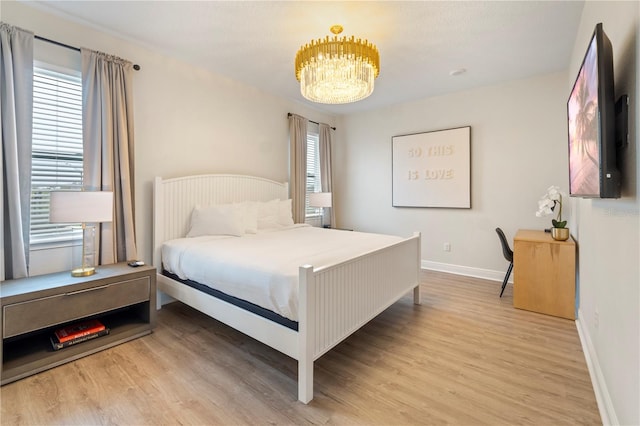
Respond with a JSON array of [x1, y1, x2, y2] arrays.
[[495, 228, 513, 262]]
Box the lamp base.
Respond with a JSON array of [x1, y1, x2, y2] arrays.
[[71, 266, 96, 277]]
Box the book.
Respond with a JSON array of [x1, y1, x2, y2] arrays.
[[53, 319, 106, 343], [50, 328, 110, 351]]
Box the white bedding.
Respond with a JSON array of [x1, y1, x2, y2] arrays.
[[162, 225, 403, 321]]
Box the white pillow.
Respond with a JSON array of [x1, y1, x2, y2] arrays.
[[257, 199, 282, 230], [255, 198, 295, 229], [278, 199, 294, 226], [186, 204, 245, 237], [237, 201, 258, 234]]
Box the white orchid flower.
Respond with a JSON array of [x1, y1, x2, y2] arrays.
[[535, 186, 567, 228], [538, 198, 553, 210], [548, 186, 561, 201]]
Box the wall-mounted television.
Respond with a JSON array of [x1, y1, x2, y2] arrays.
[[567, 23, 620, 198]]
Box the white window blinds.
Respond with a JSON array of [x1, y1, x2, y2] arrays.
[[30, 67, 84, 245], [305, 131, 321, 217]]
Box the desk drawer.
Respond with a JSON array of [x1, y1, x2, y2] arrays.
[[3, 277, 150, 338]]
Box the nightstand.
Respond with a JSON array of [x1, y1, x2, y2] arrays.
[[0, 262, 156, 385]]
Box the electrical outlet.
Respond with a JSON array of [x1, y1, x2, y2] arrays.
[[444, 242, 451, 252]]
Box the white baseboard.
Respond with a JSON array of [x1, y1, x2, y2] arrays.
[[576, 311, 618, 425], [421, 260, 513, 283]]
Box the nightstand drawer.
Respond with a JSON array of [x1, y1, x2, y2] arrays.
[[3, 277, 150, 338]]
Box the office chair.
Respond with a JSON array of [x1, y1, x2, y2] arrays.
[[495, 228, 513, 297]]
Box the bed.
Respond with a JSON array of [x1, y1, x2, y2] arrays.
[[153, 174, 421, 403]]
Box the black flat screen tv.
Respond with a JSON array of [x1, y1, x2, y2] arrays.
[[567, 23, 620, 198]]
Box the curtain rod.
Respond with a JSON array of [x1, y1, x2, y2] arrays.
[[34, 35, 141, 71], [287, 113, 336, 130]]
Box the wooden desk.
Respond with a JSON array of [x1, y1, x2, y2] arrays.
[[513, 229, 576, 320]]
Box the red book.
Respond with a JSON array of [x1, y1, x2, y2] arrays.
[[50, 328, 110, 351], [54, 319, 106, 343]]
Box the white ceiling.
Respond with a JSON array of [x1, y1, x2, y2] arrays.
[[26, 1, 585, 116]]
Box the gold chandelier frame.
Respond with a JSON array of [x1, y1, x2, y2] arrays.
[[295, 25, 380, 104]]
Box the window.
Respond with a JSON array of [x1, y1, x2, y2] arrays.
[[305, 130, 322, 218], [30, 66, 83, 245]]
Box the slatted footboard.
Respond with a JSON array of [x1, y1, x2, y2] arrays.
[[297, 232, 421, 403]]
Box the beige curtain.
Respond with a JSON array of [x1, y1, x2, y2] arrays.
[[81, 48, 137, 264], [288, 114, 308, 223], [318, 123, 335, 227], [1, 23, 33, 280]]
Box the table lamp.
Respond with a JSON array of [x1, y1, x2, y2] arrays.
[[49, 191, 113, 277], [309, 192, 332, 228]]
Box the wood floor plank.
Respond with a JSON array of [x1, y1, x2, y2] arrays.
[[1, 270, 601, 425]]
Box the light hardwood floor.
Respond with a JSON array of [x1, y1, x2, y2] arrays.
[[1, 271, 601, 425]]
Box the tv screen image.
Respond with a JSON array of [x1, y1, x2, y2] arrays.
[[567, 36, 600, 196], [567, 23, 620, 198]]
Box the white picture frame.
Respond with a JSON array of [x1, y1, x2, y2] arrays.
[[392, 126, 471, 208]]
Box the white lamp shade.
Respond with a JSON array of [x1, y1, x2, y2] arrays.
[[49, 191, 114, 223], [309, 192, 332, 208]]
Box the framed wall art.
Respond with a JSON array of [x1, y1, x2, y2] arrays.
[[392, 126, 471, 208]]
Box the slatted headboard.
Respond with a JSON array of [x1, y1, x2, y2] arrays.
[[152, 174, 289, 268]]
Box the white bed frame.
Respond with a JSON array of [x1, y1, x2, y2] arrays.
[[153, 174, 421, 403]]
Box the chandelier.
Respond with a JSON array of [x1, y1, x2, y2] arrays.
[[295, 25, 380, 104]]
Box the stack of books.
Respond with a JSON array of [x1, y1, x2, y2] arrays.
[[50, 319, 110, 351]]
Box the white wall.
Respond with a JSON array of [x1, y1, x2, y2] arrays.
[[3, 1, 335, 273], [568, 2, 639, 425], [334, 72, 569, 279]]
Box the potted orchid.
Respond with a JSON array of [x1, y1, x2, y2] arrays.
[[536, 185, 569, 241]]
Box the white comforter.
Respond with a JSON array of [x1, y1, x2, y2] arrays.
[[162, 225, 403, 321]]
